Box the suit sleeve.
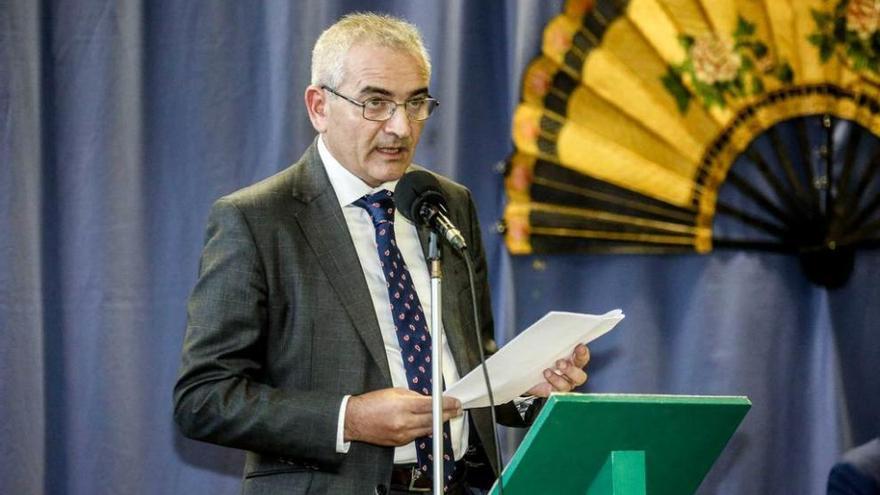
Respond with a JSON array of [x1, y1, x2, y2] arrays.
[[173, 198, 345, 468]]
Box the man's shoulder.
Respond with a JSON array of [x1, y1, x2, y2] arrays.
[[217, 143, 322, 211], [219, 165, 298, 207]]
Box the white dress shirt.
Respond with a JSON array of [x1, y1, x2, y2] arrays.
[[318, 136, 468, 464]]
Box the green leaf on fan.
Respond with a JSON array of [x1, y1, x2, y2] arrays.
[[833, 17, 846, 41], [810, 9, 831, 30], [848, 41, 869, 69], [679, 35, 694, 50], [777, 63, 794, 83], [735, 17, 756, 38], [819, 40, 833, 62], [730, 77, 745, 97], [680, 59, 694, 73], [752, 42, 768, 58], [807, 33, 826, 48], [752, 77, 764, 94], [699, 83, 725, 109], [851, 53, 868, 71], [661, 68, 691, 113]]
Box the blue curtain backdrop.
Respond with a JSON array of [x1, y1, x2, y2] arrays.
[[2, 1, 878, 494]]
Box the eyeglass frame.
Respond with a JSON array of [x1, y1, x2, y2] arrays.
[[320, 85, 439, 122]]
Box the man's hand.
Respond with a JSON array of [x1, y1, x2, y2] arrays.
[[525, 343, 590, 397], [344, 388, 463, 446]]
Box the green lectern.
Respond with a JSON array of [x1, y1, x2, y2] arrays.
[[490, 393, 751, 495]]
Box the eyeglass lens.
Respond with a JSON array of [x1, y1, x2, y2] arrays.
[[363, 98, 436, 121]]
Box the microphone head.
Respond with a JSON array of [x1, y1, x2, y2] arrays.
[[395, 170, 447, 225]]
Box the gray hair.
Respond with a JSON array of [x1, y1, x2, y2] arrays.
[[310, 12, 431, 88]]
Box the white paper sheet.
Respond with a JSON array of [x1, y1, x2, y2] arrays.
[[444, 309, 624, 409]]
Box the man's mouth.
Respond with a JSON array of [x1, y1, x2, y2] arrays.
[[376, 146, 407, 157]]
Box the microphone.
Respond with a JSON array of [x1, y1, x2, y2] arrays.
[[395, 170, 468, 253], [397, 171, 505, 489]]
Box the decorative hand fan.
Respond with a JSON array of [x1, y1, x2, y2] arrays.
[[504, 0, 880, 287]]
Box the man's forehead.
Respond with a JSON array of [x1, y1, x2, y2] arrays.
[[341, 43, 429, 94]]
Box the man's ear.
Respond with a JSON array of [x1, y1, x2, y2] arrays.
[[304, 85, 327, 132]]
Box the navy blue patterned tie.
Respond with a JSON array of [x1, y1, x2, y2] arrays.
[[354, 190, 456, 489]]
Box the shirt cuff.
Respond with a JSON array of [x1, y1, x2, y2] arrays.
[[513, 395, 537, 420], [336, 395, 352, 454]]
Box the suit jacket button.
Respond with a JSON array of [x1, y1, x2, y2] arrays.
[[375, 484, 387, 495]]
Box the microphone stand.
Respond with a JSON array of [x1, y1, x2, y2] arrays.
[[427, 231, 444, 495]]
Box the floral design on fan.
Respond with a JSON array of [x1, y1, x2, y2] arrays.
[[661, 16, 794, 113], [691, 36, 741, 84], [809, 0, 880, 77]]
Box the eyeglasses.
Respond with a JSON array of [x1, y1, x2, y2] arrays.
[[321, 85, 439, 122]]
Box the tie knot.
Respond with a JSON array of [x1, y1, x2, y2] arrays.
[[353, 190, 395, 225]]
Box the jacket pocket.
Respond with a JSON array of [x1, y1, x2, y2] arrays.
[[242, 468, 314, 495], [244, 457, 316, 479], [244, 466, 311, 479]]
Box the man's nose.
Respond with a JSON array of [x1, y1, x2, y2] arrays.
[[383, 106, 412, 137]]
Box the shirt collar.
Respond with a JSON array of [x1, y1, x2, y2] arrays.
[[318, 135, 401, 207]]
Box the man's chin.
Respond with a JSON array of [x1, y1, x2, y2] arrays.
[[367, 160, 411, 183]]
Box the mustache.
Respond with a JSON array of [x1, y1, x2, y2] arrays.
[[374, 140, 412, 149]]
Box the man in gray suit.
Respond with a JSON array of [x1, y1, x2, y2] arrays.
[[173, 12, 590, 494]]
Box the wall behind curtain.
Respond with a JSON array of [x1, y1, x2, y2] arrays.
[[1, 1, 877, 494]]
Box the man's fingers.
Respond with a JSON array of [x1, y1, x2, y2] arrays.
[[559, 363, 587, 388], [527, 382, 553, 397], [542, 368, 571, 391], [572, 344, 590, 368], [546, 357, 587, 390], [525, 347, 591, 398], [409, 399, 462, 424], [442, 396, 461, 410], [408, 394, 462, 416], [408, 395, 434, 414]]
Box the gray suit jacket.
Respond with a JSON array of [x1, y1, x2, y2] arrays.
[[173, 142, 528, 494]]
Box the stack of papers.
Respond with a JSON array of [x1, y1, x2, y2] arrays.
[[445, 309, 624, 409]]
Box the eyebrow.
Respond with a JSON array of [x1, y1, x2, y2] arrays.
[[357, 85, 430, 99]]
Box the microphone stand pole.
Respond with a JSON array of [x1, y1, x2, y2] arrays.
[[427, 231, 444, 494]]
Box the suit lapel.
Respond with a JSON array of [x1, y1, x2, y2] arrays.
[[290, 143, 392, 385]]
